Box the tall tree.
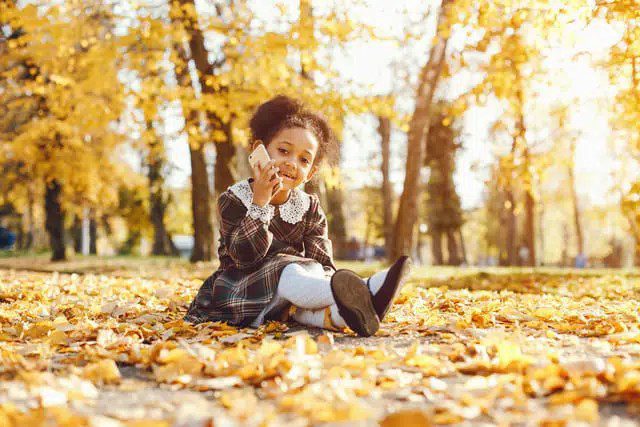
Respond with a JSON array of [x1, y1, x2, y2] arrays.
[[462, 6, 545, 265], [391, 0, 453, 261], [298, 0, 348, 258], [172, 42, 214, 262], [147, 134, 178, 256], [44, 179, 65, 261], [424, 109, 463, 265], [554, 107, 585, 259], [125, 14, 179, 257], [1, 2, 126, 261], [599, 0, 640, 265], [484, 162, 510, 265], [168, 1, 217, 262], [176, 0, 237, 196]]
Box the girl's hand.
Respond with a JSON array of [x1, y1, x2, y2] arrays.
[[251, 160, 283, 207]]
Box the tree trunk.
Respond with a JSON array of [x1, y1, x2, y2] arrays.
[[538, 184, 545, 265], [189, 144, 214, 262], [561, 224, 570, 267], [213, 123, 236, 195], [89, 214, 97, 255], [326, 182, 347, 258], [520, 143, 535, 267], [458, 229, 467, 264], [446, 229, 460, 265], [72, 215, 82, 253], [363, 211, 371, 251], [149, 182, 170, 256], [568, 141, 584, 256], [378, 115, 394, 259], [45, 180, 66, 261], [23, 187, 35, 250], [505, 185, 517, 266], [513, 59, 536, 267], [390, 0, 451, 261], [502, 132, 518, 266], [431, 230, 443, 265], [147, 129, 174, 256], [175, 0, 236, 197], [301, 0, 321, 202], [15, 214, 25, 250], [523, 184, 535, 266], [170, 37, 214, 261], [298, 0, 347, 259]]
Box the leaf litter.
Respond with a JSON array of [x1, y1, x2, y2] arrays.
[[1, 268, 640, 425]]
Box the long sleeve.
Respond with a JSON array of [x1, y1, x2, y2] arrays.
[[303, 195, 337, 272], [218, 191, 273, 270]]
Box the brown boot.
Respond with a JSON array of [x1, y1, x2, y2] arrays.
[[330, 269, 379, 337], [367, 256, 412, 320]]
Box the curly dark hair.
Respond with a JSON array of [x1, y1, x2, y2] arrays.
[[249, 95, 338, 167]]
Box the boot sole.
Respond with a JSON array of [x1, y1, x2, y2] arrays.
[[330, 270, 380, 337]]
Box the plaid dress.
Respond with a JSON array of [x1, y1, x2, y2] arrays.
[[184, 179, 337, 326]]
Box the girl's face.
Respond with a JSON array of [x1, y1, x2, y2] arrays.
[[254, 127, 319, 191]]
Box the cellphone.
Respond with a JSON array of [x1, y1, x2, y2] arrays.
[[248, 145, 279, 190], [248, 144, 271, 170]]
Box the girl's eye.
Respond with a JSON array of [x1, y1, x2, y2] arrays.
[[302, 158, 310, 164], [279, 148, 288, 154]]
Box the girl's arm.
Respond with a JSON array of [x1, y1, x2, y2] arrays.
[[303, 194, 337, 272], [219, 191, 274, 270]]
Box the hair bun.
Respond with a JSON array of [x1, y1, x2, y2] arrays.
[[250, 95, 303, 142]]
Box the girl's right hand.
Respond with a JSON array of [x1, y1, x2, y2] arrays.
[[251, 160, 283, 207]]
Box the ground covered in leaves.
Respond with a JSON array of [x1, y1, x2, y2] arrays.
[[2, 258, 640, 426]]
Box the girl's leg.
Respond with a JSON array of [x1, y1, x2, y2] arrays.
[[277, 263, 360, 332], [364, 256, 412, 319], [278, 257, 411, 324], [277, 263, 335, 309], [251, 263, 332, 328], [365, 269, 390, 294], [292, 305, 347, 330]]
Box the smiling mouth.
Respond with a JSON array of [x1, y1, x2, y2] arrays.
[[281, 173, 296, 180]]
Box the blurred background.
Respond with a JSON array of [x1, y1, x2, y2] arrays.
[[1, 0, 639, 268]]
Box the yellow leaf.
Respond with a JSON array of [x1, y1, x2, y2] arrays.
[[45, 330, 68, 346], [380, 409, 432, 427], [24, 321, 54, 339], [575, 399, 599, 423], [82, 359, 121, 384], [125, 421, 171, 427], [534, 307, 555, 319]]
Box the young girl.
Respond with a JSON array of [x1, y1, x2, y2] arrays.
[[185, 95, 412, 336]]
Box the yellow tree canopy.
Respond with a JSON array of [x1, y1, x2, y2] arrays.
[[1, 2, 129, 216], [599, 0, 640, 156]]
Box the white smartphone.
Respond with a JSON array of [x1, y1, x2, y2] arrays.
[[248, 144, 271, 170], [248, 144, 280, 193]]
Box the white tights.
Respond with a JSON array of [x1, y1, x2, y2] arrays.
[[251, 263, 346, 329], [251, 262, 392, 330]]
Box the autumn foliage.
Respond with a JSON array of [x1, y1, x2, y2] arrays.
[[2, 264, 640, 424]]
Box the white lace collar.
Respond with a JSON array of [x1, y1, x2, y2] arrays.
[[228, 179, 311, 225]]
